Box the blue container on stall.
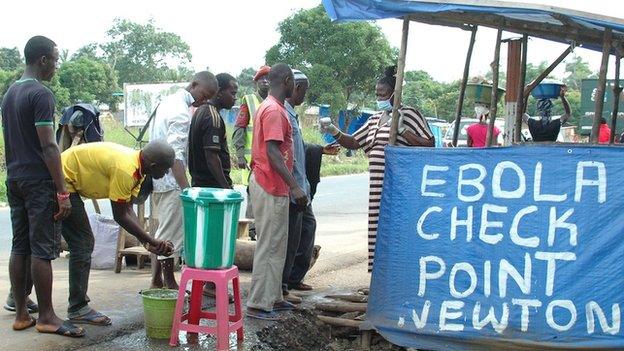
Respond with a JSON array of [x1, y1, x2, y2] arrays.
[[531, 82, 563, 99]]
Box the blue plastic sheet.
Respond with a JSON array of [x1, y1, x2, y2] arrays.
[[322, 0, 624, 52], [370, 145, 624, 350]]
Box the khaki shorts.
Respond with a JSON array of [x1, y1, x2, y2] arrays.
[[152, 189, 184, 260]]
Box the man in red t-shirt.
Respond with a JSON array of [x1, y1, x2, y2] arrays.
[[598, 117, 612, 144], [246, 64, 308, 320]]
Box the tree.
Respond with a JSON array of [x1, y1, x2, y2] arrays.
[[101, 19, 193, 84], [402, 70, 447, 117], [564, 55, 596, 90], [44, 74, 71, 114], [0, 47, 22, 71], [236, 67, 256, 97], [58, 57, 120, 109], [0, 69, 22, 101], [72, 43, 100, 61], [266, 5, 395, 115]]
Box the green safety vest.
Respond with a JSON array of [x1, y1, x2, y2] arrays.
[[243, 93, 262, 162]]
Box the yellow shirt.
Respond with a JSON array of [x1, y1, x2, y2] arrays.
[[62, 142, 143, 202]]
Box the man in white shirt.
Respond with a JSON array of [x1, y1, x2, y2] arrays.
[[150, 72, 218, 289]]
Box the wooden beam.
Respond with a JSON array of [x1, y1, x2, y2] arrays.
[[486, 29, 503, 147], [591, 29, 613, 143], [515, 35, 528, 142], [389, 17, 410, 146], [317, 315, 362, 328], [523, 46, 573, 101], [407, 14, 473, 31], [610, 55, 622, 144], [316, 302, 368, 313], [452, 25, 478, 146]]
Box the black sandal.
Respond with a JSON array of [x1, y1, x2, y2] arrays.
[[37, 321, 85, 338], [68, 310, 112, 326]]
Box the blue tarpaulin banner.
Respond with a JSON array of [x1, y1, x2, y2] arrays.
[[369, 145, 624, 350]]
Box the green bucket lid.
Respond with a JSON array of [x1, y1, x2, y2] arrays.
[[180, 187, 244, 204]]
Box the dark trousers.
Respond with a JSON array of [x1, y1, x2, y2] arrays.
[[63, 194, 95, 316], [288, 204, 317, 286], [282, 203, 303, 292], [8, 193, 94, 316]]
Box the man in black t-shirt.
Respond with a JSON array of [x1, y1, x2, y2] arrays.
[[523, 86, 571, 142], [188, 73, 238, 189], [1, 36, 83, 337]]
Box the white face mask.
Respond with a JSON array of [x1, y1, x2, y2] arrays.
[[475, 104, 490, 120], [474, 104, 489, 118]]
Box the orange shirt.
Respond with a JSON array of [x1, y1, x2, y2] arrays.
[[250, 95, 293, 196]]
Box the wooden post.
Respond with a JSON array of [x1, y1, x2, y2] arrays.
[[452, 25, 478, 147], [515, 35, 528, 142], [389, 17, 410, 145], [609, 55, 622, 144], [503, 38, 522, 146], [591, 29, 612, 143], [486, 29, 503, 147], [523, 46, 573, 102]]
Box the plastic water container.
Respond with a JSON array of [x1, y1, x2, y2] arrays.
[[180, 188, 243, 269], [532, 82, 563, 99]]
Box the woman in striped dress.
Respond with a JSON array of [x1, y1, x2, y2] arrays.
[[321, 66, 435, 272]]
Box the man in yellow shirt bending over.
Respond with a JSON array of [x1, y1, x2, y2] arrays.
[[58, 140, 174, 326]]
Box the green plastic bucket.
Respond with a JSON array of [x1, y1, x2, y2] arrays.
[[141, 289, 178, 339], [180, 187, 243, 269], [466, 83, 505, 105]]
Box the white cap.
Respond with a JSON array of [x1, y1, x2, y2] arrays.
[[292, 69, 308, 82]]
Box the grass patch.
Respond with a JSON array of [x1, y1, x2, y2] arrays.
[[0, 117, 368, 202]]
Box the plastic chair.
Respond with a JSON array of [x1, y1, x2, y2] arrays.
[[169, 265, 243, 350]]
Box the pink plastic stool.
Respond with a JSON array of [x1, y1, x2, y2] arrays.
[[169, 265, 243, 350]]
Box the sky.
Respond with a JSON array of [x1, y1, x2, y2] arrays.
[[1, 0, 622, 83]]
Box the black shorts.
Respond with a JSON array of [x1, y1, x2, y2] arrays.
[[7, 179, 61, 260]]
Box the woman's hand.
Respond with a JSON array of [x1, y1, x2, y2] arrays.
[[322, 144, 340, 155]]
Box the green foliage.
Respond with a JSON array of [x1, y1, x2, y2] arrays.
[[72, 43, 100, 61], [266, 5, 395, 113], [0, 47, 22, 71], [0, 69, 22, 100], [44, 74, 71, 113], [58, 57, 120, 109], [236, 67, 256, 98], [564, 55, 596, 90], [102, 18, 193, 84]]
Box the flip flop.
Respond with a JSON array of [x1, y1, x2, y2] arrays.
[[68, 310, 112, 326], [4, 300, 39, 314], [36, 321, 85, 338], [246, 308, 280, 321], [273, 301, 298, 311], [12, 317, 36, 331]]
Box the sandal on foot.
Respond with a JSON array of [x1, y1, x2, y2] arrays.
[[68, 310, 112, 326], [37, 321, 85, 338], [246, 308, 280, 321], [273, 301, 298, 311], [4, 300, 39, 314], [289, 282, 313, 291], [12, 317, 36, 331]]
